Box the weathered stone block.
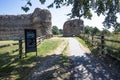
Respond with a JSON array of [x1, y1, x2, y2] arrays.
[[63, 19, 84, 37]]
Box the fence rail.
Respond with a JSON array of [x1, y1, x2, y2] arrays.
[[37, 36, 46, 45], [80, 34, 120, 61], [104, 38, 120, 43], [104, 44, 120, 50], [0, 35, 46, 59], [0, 43, 19, 48]]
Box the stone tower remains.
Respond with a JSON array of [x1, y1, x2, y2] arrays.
[[63, 19, 84, 37], [0, 8, 52, 40]]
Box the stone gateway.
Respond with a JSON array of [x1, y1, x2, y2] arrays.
[[0, 8, 52, 40], [63, 19, 84, 37]]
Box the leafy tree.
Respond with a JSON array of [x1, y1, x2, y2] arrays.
[[113, 23, 120, 33], [101, 29, 111, 35], [84, 26, 91, 34], [59, 29, 63, 34], [52, 26, 60, 35], [84, 26, 100, 35], [92, 27, 100, 35], [22, 0, 120, 28]]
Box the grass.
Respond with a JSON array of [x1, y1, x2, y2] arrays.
[[105, 34, 120, 58], [75, 37, 88, 48], [106, 33, 120, 41], [62, 41, 69, 55], [0, 40, 18, 46], [0, 38, 65, 80], [105, 34, 120, 49], [0, 45, 18, 53], [53, 34, 63, 37], [79, 33, 120, 58], [0, 40, 19, 54], [37, 39, 64, 56]]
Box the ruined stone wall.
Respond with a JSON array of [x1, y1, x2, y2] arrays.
[[63, 19, 84, 37], [0, 8, 52, 40]]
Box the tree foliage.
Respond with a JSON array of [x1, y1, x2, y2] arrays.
[[84, 26, 92, 34], [84, 26, 100, 35], [22, 0, 120, 28], [59, 29, 63, 34], [102, 29, 111, 35], [113, 23, 120, 33], [52, 26, 60, 35]]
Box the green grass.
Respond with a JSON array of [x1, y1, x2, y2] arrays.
[[0, 40, 18, 46], [80, 33, 120, 58], [75, 37, 88, 48], [53, 34, 63, 37], [105, 34, 120, 49], [37, 39, 64, 56], [62, 40, 69, 56], [0, 40, 19, 54], [0, 38, 65, 80], [0, 45, 18, 53], [106, 33, 120, 41], [105, 34, 120, 58]]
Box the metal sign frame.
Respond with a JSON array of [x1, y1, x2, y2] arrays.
[[25, 29, 37, 56]]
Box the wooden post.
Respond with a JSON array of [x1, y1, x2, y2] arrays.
[[19, 40, 22, 59], [92, 35, 94, 46], [101, 35, 104, 54], [36, 50, 37, 56]]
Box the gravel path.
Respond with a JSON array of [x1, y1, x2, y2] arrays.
[[68, 38, 120, 80], [68, 38, 87, 57]]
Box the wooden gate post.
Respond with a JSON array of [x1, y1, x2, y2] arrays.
[[92, 34, 94, 46], [101, 35, 104, 54], [19, 40, 22, 59]]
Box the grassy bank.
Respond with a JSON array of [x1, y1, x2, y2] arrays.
[[75, 37, 88, 48]]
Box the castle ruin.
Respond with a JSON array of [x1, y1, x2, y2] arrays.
[[0, 8, 52, 40], [63, 19, 84, 37]]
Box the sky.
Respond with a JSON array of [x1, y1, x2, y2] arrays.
[[0, 0, 116, 31]]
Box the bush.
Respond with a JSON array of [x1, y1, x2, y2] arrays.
[[52, 26, 60, 35]]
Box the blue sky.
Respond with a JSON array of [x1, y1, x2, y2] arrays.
[[0, 0, 116, 31]]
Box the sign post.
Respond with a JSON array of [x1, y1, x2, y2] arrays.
[[25, 29, 37, 56], [19, 40, 23, 59]]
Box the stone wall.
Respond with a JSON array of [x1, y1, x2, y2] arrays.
[[63, 19, 84, 37], [0, 8, 52, 40]]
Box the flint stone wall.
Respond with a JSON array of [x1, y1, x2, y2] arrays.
[[63, 19, 84, 37], [0, 8, 52, 40]]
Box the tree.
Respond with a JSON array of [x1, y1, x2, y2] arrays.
[[84, 26, 91, 34], [59, 29, 63, 34], [52, 26, 60, 35], [84, 26, 100, 35], [113, 23, 120, 33], [22, 0, 120, 28], [92, 27, 100, 35], [102, 29, 111, 35]]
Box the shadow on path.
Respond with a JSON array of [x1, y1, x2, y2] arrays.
[[25, 53, 120, 80], [70, 53, 120, 80], [0, 53, 120, 80]]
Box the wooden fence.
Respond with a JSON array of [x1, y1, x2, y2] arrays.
[[0, 42, 20, 53], [80, 34, 120, 61], [0, 36, 46, 59]]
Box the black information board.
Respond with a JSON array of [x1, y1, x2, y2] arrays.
[[25, 29, 37, 53]]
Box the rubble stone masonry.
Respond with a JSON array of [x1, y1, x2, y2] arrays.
[[0, 8, 52, 40], [63, 19, 84, 37]]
